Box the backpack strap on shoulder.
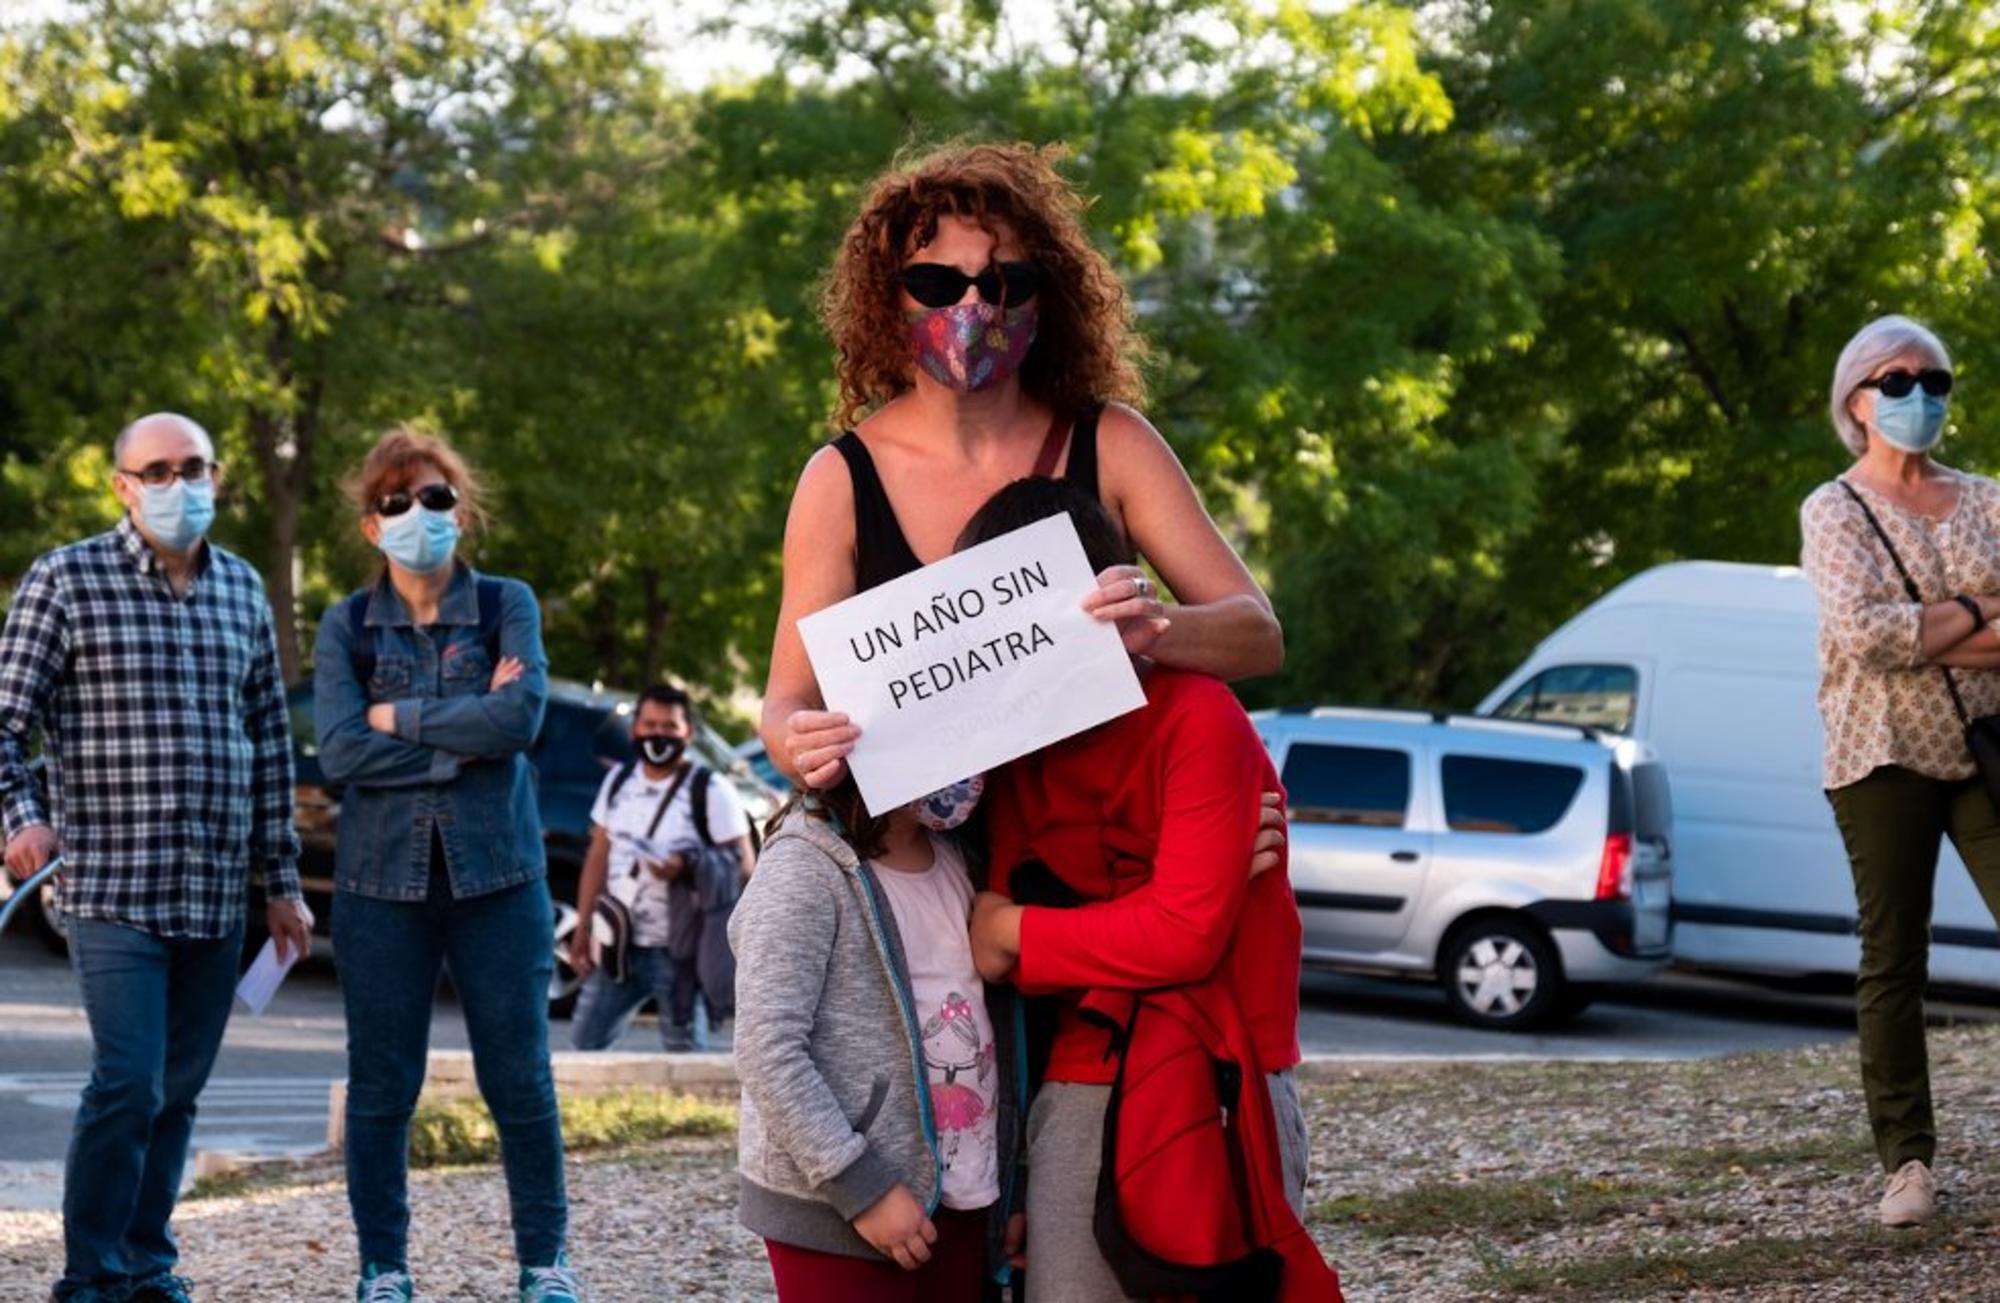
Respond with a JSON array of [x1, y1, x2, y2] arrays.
[[347, 590, 376, 685], [606, 758, 639, 809], [690, 766, 715, 847], [474, 575, 506, 661]]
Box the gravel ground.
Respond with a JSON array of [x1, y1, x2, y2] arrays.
[[7, 1027, 2000, 1300]]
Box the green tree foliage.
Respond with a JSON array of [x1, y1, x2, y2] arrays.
[[2, 0, 1998, 717]]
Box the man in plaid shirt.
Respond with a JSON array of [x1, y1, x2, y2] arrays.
[[0, 413, 313, 1303]]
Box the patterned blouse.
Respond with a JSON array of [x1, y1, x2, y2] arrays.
[[1800, 470, 2000, 790]]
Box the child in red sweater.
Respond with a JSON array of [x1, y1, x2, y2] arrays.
[[962, 478, 1339, 1302]]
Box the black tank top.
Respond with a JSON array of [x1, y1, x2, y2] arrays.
[[833, 405, 1103, 593]]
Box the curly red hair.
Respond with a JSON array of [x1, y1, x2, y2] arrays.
[[821, 141, 1147, 428]]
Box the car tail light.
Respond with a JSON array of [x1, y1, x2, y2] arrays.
[[1595, 833, 1634, 901]]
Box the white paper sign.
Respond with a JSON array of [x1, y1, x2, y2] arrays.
[[233, 937, 298, 1017], [798, 513, 1147, 812]]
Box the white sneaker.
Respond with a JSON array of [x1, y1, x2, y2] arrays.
[[1880, 1159, 1936, 1228]]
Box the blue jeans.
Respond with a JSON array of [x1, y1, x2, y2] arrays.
[[569, 946, 702, 1052], [334, 869, 567, 1271], [58, 918, 243, 1300]]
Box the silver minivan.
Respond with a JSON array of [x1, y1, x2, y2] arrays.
[[1254, 709, 1674, 1031]]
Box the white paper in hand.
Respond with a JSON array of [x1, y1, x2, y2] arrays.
[[798, 513, 1147, 812], [233, 937, 298, 1017]]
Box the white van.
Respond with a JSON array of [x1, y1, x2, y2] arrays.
[[1476, 560, 2000, 989]]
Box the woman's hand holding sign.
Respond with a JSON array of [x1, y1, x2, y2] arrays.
[[784, 708, 861, 790], [1083, 564, 1170, 656]]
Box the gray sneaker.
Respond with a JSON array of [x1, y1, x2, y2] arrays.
[[356, 1264, 416, 1303], [519, 1252, 588, 1303]]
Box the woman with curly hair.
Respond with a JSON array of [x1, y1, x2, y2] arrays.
[[760, 140, 1285, 790]]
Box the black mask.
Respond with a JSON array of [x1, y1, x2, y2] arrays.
[[636, 735, 687, 768]]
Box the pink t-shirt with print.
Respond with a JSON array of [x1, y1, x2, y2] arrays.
[[869, 835, 1001, 1211]]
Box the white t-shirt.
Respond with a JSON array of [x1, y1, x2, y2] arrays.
[[590, 763, 751, 949], [869, 835, 1001, 1211]]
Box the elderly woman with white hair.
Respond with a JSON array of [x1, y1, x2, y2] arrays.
[[1801, 314, 2000, 1229]]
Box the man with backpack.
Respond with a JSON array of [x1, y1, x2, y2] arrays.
[[569, 683, 755, 1051]]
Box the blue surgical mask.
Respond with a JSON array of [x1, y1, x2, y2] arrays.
[[376, 506, 460, 574], [1872, 388, 1949, 453], [134, 479, 216, 553], [910, 773, 986, 831]]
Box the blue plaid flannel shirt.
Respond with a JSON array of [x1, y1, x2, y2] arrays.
[[0, 516, 301, 938]]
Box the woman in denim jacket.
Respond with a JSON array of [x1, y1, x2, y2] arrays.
[[313, 428, 585, 1303]]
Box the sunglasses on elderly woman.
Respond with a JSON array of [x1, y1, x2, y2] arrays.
[[1859, 369, 1953, 399], [899, 260, 1043, 309], [374, 483, 459, 517]]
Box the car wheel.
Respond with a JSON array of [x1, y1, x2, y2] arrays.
[[549, 899, 583, 1020], [34, 878, 69, 955], [1440, 917, 1565, 1031]]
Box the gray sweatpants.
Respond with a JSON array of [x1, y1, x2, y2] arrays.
[[1024, 1070, 1310, 1303]]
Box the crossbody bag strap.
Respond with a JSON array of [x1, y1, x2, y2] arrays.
[[1838, 480, 1969, 725], [646, 765, 696, 843]]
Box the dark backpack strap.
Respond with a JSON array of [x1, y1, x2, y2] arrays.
[[474, 575, 506, 661], [1838, 481, 1968, 724], [606, 758, 639, 809], [346, 590, 377, 685], [690, 766, 715, 847]]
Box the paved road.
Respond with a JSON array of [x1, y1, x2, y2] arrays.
[[6, 919, 1996, 1209]]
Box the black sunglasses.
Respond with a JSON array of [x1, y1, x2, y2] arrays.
[[375, 483, 460, 517], [1860, 368, 1953, 399], [899, 260, 1043, 309], [119, 457, 216, 488]]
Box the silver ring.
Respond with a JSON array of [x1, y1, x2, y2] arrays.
[[1133, 576, 1151, 600]]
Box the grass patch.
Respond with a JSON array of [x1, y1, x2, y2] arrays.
[[1655, 1132, 1875, 1179], [184, 1171, 254, 1202], [409, 1088, 736, 1169], [1475, 1233, 1843, 1297], [1311, 1174, 1657, 1238]]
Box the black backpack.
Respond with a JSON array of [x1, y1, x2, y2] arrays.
[[347, 575, 507, 682]]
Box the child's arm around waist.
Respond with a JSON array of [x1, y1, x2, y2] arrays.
[[1010, 696, 1264, 991], [728, 846, 899, 1220]]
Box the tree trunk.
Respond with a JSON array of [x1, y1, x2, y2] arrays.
[[639, 566, 669, 686], [591, 586, 622, 688], [245, 314, 320, 686]]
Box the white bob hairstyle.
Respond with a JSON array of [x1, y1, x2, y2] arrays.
[[1829, 315, 1952, 457]]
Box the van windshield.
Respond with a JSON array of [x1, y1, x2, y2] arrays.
[[1492, 664, 1637, 734]]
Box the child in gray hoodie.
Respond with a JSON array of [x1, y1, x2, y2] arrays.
[[730, 786, 1023, 1302]]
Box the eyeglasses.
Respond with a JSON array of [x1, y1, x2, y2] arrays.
[[374, 483, 460, 517], [1859, 369, 1953, 399], [118, 458, 217, 488], [899, 260, 1043, 309]]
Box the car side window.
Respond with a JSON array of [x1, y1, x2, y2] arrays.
[[1281, 743, 1411, 828], [1492, 664, 1637, 734], [1442, 756, 1584, 835]]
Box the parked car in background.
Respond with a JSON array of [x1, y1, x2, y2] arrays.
[[1255, 708, 1673, 1030], [1477, 559, 2000, 991], [733, 735, 790, 794], [7, 679, 780, 1017]]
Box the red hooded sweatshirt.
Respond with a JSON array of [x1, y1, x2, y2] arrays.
[[988, 668, 1341, 1302]]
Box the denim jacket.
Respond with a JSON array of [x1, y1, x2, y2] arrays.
[[313, 563, 549, 901]]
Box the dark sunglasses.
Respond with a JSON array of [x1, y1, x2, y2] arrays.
[[118, 457, 216, 488], [1859, 368, 1953, 399], [899, 260, 1043, 309], [375, 483, 460, 517]]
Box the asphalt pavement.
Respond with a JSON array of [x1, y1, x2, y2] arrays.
[[5, 919, 1997, 1211]]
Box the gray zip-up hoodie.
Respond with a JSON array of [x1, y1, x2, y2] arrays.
[[730, 806, 1022, 1264]]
